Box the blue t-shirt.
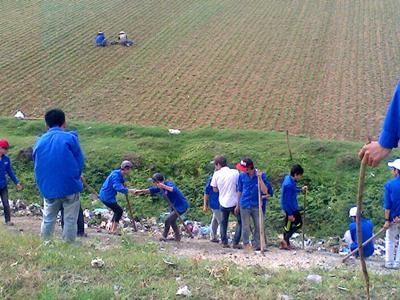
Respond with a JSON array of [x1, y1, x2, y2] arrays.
[[33, 127, 85, 199], [95, 34, 106, 46], [384, 176, 400, 221], [149, 180, 189, 214], [238, 171, 273, 209], [280, 175, 301, 215], [99, 169, 128, 204], [379, 80, 400, 149], [204, 176, 220, 210], [349, 218, 374, 258], [0, 155, 19, 189]]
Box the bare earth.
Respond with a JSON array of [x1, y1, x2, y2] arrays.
[[4, 216, 391, 275]]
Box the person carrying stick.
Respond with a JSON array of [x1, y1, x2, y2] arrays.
[[135, 173, 189, 242], [280, 164, 308, 250], [236, 158, 273, 251]]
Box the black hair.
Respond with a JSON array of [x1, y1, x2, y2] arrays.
[[213, 155, 227, 167], [45, 108, 65, 128], [290, 164, 304, 176]]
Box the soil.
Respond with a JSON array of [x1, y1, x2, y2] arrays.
[[4, 216, 391, 274]]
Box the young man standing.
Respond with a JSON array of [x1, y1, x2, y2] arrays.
[[203, 173, 221, 243], [33, 108, 85, 242], [383, 158, 400, 268], [236, 158, 273, 251], [135, 173, 189, 242], [99, 160, 137, 234], [0, 139, 23, 225], [210, 155, 241, 248], [280, 164, 308, 250]]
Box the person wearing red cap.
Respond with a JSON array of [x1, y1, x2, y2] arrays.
[[0, 139, 23, 225]]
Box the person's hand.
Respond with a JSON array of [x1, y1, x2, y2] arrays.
[[16, 183, 23, 191], [288, 215, 295, 222], [256, 169, 263, 177], [302, 186, 308, 193], [358, 141, 391, 167], [234, 206, 240, 216], [203, 205, 208, 213], [384, 220, 391, 229], [128, 189, 137, 194]]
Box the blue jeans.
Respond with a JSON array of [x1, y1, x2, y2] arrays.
[[241, 207, 261, 248], [220, 206, 241, 245], [41, 193, 81, 242]]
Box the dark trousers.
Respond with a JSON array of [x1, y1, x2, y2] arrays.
[[220, 206, 242, 245], [61, 206, 85, 236], [103, 202, 123, 223], [283, 210, 302, 243], [0, 186, 10, 222], [163, 210, 180, 239]]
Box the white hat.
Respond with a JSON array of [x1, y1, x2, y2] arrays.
[[388, 159, 400, 170], [119, 31, 126, 35], [349, 207, 357, 217]]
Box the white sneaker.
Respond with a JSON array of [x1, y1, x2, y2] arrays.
[[384, 262, 395, 269]]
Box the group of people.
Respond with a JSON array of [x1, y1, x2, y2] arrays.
[[1, 79, 400, 266], [95, 31, 134, 47]]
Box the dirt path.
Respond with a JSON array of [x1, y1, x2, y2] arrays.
[[5, 216, 389, 274]]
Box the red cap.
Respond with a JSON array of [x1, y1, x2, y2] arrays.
[[236, 159, 254, 172], [0, 139, 9, 149]]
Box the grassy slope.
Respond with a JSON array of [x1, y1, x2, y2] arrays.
[[1, 226, 400, 299], [1, 117, 396, 237]]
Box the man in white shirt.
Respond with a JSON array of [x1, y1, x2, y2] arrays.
[[211, 155, 242, 248]]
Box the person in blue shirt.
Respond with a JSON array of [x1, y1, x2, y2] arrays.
[[359, 81, 400, 167], [0, 139, 23, 226], [383, 158, 400, 268], [99, 160, 137, 234], [203, 174, 221, 243], [280, 164, 308, 250], [346, 207, 374, 258], [135, 173, 189, 242], [33, 108, 85, 242], [236, 158, 273, 251], [95, 32, 107, 47]]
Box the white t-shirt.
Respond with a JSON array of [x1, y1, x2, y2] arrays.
[[211, 166, 239, 208]]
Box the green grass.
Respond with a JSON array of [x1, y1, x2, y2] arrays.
[[1, 117, 397, 237], [1, 226, 400, 299]]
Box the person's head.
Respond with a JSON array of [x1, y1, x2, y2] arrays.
[[290, 164, 304, 181], [349, 206, 362, 220], [236, 158, 254, 174], [120, 160, 133, 176], [97, 31, 104, 36], [45, 108, 66, 129], [151, 173, 165, 184], [0, 139, 9, 156], [388, 159, 400, 176], [213, 155, 227, 170]]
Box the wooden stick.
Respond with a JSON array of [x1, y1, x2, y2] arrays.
[[125, 194, 137, 232], [302, 191, 307, 249], [342, 227, 385, 262], [81, 176, 99, 199], [356, 161, 370, 299], [286, 130, 293, 161], [258, 176, 266, 253]]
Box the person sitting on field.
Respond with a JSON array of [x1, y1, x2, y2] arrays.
[[95, 32, 107, 47], [118, 31, 134, 47], [343, 207, 374, 258]]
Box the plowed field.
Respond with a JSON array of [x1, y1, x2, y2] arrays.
[[1, 0, 400, 141]]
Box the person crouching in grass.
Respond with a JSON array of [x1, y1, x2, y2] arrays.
[[135, 173, 189, 242], [99, 160, 137, 234]]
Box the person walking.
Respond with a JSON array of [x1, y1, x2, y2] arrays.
[[383, 158, 400, 268], [203, 173, 221, 243], [359, 81, 400, 167], [135, 173, 189, 241], [236, 158, 273, 251], [210, 155, 241, 249], [33, 108, 85, 242], [0, 139, 23, 225], [280, 164, 308, 250], [99, 160, 137, 234]]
